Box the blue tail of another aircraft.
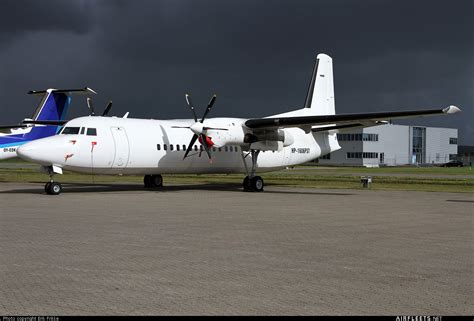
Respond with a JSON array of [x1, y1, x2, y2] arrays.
[[23, 90, 72, 140], [0, 87, 96, 159]]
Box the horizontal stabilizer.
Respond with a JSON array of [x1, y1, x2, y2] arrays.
[[0, 124, 28, 130], [22, 120, 68, 126], [28, 87, 97, 96]]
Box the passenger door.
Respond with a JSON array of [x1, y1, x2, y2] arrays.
[[110, 127, 130, 168]]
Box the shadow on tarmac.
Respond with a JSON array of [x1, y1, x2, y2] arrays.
[[0, 182, 355, 196]]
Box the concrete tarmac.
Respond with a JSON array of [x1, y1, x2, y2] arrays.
[[0, 182, 472, 315]]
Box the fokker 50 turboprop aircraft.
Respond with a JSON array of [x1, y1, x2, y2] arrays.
[[17, 54, 460, 195], [0, 87, 96, 160]]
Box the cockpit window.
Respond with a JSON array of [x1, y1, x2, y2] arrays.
[[80, 127, 85, 135], [87, 128, 97, 136], [61, 127, 80, 135]]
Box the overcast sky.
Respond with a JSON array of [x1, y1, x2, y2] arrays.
[[1, 0, 472, 144]]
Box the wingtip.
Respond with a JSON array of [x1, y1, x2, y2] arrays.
[[443, 105, 461, 114]]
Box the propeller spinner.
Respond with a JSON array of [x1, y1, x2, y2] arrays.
[[172, 93, 227, 162]]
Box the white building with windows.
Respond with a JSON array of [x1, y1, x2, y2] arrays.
[[318, 124, 458, 166]]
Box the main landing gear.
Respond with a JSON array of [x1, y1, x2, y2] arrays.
[[241, 149, 264, 192], [144, 174, 163, 188]]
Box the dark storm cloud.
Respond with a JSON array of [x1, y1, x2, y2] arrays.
[[0, 0, 94, 47], [0, 0, 472, 143]]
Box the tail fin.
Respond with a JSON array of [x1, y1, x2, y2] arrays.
[[24, 87, 96, 140], [303, 53, 335, 116]]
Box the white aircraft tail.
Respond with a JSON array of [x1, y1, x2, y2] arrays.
[[303, 53, 335, 116]]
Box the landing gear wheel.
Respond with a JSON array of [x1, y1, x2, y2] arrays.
[[243, 176, 264, 192], [251, 176, 264, 192], [144, 175, 163, 188], [144, 175, 152, 188], [243, 176, 251, 191], [44, 182, 52, 194], [46, 182, 62, 195], [151, 174, 163, 188]]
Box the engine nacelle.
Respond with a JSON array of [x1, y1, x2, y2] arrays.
[[243, 129, 294, 151], [208, 125, 294, 150]]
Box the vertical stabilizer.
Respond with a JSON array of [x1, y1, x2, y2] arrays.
[[24, 87, 96, 140], [304, 53, 335, 116]]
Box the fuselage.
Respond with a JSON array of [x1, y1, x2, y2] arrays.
[[17, 116, 338, 175], [0, 128, 31, 160]]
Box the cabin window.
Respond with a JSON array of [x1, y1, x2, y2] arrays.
[[157, 144, 161, 151], [194, 145, 198, 151], [80, 127, 85, 135], [87, 128, 97, 136], [183, 145, 186, 151], [61, 127, 80, 135], [200, 145, 204, 151], [177, 145, 180, 151], [170, 144, 174, 151], [164, 144, 167, 151], [225, 146, 228, 152]]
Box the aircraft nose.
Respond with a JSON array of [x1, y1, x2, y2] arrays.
[[17, 141, 42, 163]]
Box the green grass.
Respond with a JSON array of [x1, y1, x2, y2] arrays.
[[1, 160, 473, 193]]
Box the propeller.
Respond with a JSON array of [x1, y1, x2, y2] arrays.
[[87, 98, 113, 117], [102, 101, 113, 116], [172, 93, 227, 162], [87, 97, 95, 116]]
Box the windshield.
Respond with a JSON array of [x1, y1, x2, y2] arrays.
[[60, 127, 80, 135]]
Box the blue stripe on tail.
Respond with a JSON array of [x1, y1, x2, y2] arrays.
[[23, 92, 70, 140]]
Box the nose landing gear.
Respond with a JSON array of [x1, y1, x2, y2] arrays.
[[45, 181, 63, 195], [44, 167, 63, 195]]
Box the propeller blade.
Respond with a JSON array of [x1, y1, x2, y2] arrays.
[[171, 126, 191, 129], [185, 94, 198, 122], [202, 126, 229, 131], [87, 97, 95, 116], [200, 134, 212, 162], [183, 134, 199, 159], [102, 101, 113, 116], [200, 94, 216, 123]]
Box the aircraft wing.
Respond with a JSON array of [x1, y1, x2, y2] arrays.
[[244, 106, 461, 131]]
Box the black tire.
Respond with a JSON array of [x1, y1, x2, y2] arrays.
[[251, 176, 264, 192], [144, 175, 152, 188], [243, 176, 252, 191], [151, 175, 163, 188], [49, 182, 62, 195], [44, 182, 52, 194]]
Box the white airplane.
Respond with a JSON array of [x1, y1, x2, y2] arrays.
[[16, 53, 461, 195]]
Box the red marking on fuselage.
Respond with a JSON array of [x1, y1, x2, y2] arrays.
[[198, 135, 214, 148], [69, 140, 77, 145]]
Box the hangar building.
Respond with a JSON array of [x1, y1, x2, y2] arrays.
[[318, 124, 458, 167]]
